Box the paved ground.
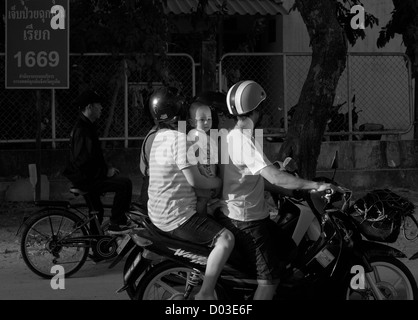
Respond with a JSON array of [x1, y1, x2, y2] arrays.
[[1, 188, 418, 300]]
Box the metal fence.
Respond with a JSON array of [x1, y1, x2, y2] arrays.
[[0, 52, 413, 148], [219, 52, 414, 140], [0, 52, 195, 148]]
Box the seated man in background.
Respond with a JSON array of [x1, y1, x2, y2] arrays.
[[63, 89, 133, 234]]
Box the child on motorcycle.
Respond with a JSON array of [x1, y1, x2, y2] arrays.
[[187, 100, 219, 216]]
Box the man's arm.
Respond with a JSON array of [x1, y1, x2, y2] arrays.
[[263, 178, 295, 196], [182, 165, 222, 190], [260, 164, 330, 191]]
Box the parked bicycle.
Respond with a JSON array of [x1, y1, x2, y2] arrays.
[[18, 187, 138, 279]]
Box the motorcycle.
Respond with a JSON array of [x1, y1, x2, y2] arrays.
[[279, 98, 361, 142], [328, 95, 385, 141], [107, 204, 153, 299], [327, 98, 361, 141], [116, 154, 418, 300]]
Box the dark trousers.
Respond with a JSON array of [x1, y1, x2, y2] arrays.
[[84, 175, 132, 226]]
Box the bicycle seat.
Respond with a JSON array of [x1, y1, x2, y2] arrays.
[[69, 187, 88, 196]]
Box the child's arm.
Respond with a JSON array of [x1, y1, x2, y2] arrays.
[[182, 165, 222, 190]]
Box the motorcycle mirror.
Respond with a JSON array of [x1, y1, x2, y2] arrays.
[[283, 157, 298, 173], [331, 151, 339, 180], [331, 151, 339, 170]]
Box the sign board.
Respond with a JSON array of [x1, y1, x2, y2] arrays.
[[5, 0, 69, 89]]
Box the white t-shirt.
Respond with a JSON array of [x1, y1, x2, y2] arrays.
[[219, 128, 271, 221], [147, 129, 196, 231]]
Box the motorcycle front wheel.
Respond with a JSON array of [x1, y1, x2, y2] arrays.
[[345, 256, 418, 300]]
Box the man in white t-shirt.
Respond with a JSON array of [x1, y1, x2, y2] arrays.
[[146, 87, 235, 300], [217, 80, 334, 300]]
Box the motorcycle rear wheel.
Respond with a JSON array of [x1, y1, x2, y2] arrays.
[[134, 260, 220, 300], [345, 256, 418, 300]]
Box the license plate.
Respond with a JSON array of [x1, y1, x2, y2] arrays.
[[315, 248, 335, 268], [116, 235, 130, 254]]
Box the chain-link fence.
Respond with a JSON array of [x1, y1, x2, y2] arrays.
[[219, 52, 413, 139], [0, 52, 413, 148], [0, 53, 195, 148]]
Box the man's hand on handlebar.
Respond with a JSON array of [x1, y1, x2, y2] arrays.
[[314, 183, 347, 196], [315, 182, 334, 193]]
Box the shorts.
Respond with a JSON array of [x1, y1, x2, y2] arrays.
[[216, 213, 295, 285], [162, 214, 226, 248]]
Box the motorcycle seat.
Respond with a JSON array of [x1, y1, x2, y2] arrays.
[[137, 218, 257, 279], [141, 218, 212, 254]]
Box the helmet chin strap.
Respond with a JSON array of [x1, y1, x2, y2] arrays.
[[254, 111, 263, 128]]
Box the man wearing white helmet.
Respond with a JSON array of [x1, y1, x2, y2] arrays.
[[217, 80, 333, 300]]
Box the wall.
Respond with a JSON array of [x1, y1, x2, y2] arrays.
[[0, 148, 142, 202], [264, 139, 418, 192], [1, 139, 418, 201]]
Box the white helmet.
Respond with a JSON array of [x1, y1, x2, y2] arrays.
[[226, 80, 266, 116]]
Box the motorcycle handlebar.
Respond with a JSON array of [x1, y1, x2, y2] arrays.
[[309, 185, 350, 202]]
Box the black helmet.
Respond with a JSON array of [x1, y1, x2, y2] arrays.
[[149, 87, 185, 124], [194, 91, 228, 115]]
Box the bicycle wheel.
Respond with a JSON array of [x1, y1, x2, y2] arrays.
[[403, 214, 418, 241], [20, 208, 90, 279]]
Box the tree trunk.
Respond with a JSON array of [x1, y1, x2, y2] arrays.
[[415, 79, 418, 139], [201, 40, 217, 92], [278, 0, 348, 179], [400, 1, 418, 138]]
